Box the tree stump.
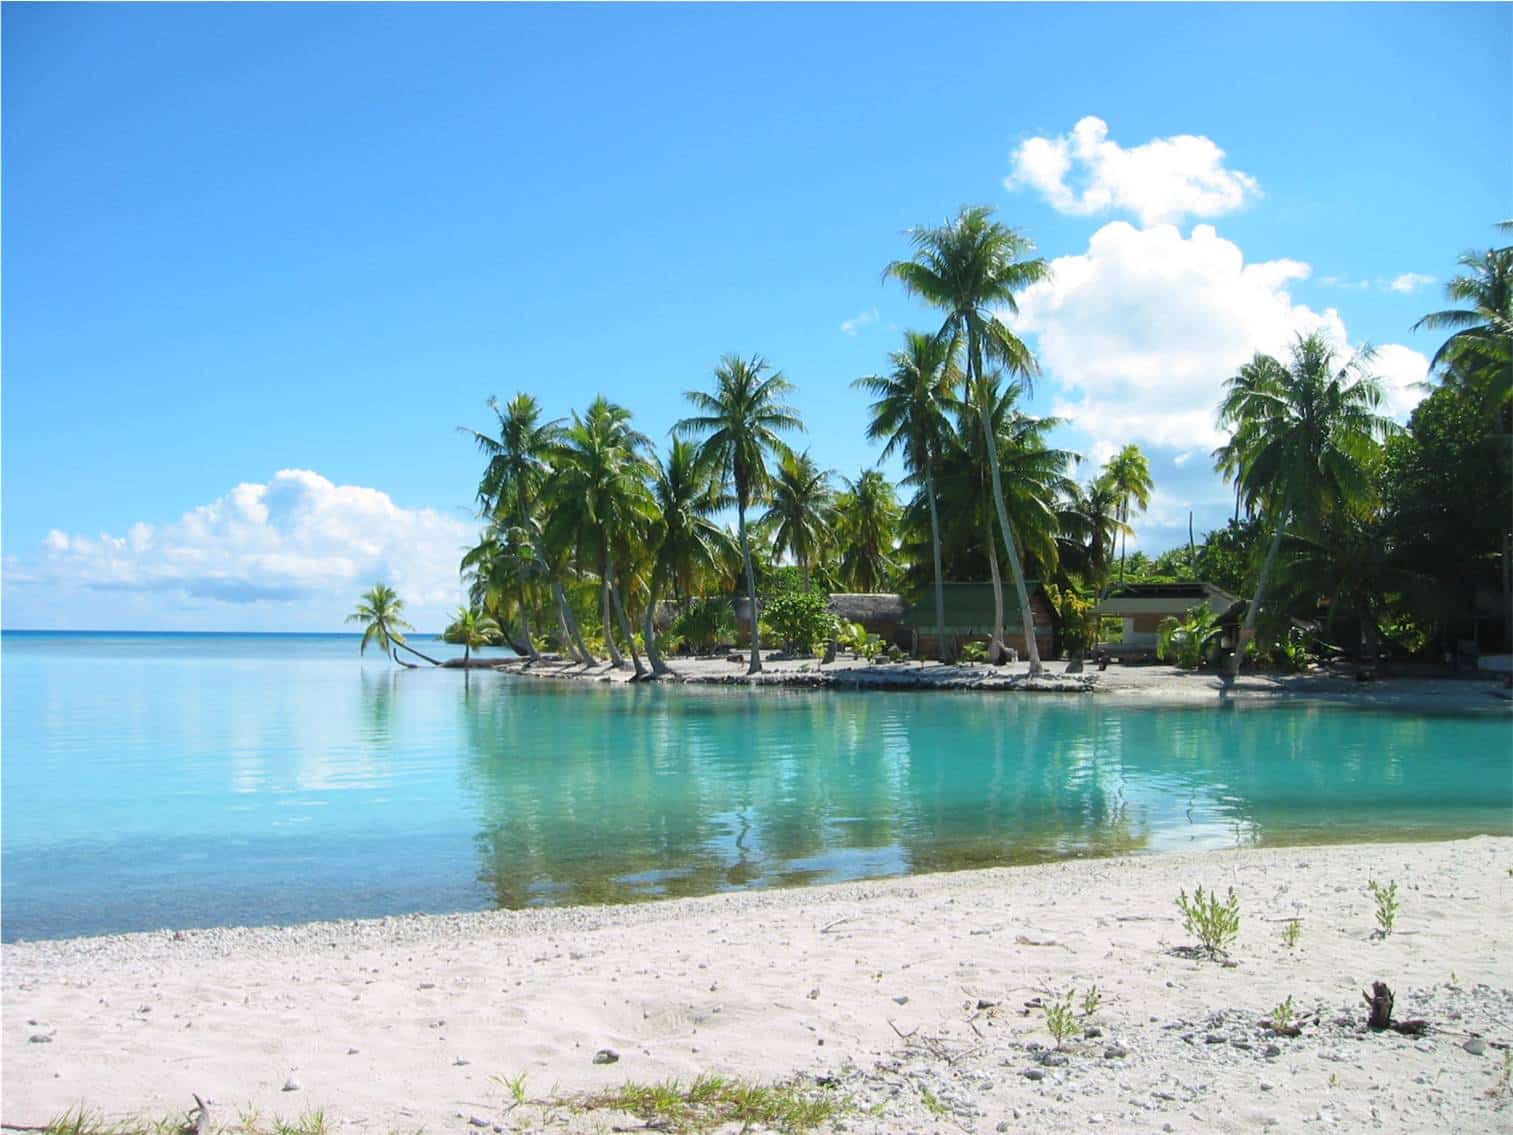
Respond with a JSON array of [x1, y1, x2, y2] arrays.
[[1364, 981, 1395, 1029]]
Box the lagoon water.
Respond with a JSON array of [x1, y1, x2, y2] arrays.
[[3, 631, 1510, 941]]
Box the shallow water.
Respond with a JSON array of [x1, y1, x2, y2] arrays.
[[3, 631, 1510, 941]]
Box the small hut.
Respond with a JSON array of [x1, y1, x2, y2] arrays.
[[828, 593, 911, 649]]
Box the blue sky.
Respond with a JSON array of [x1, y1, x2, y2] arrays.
[[4, 3, 1509, 631]]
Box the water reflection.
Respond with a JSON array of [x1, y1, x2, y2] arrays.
[[444, 681, 1510, 910]]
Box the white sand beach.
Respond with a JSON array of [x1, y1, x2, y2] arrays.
[[5, 837, 1512, 1134]]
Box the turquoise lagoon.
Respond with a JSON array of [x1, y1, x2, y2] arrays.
[[3, 631, 1510, 941]]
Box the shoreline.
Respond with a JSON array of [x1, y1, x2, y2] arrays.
[[7, 837, 1512, 1132], [488, 653, 1513, 711]]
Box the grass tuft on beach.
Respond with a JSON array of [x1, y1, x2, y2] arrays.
[[585, 1073, 845, 1133]]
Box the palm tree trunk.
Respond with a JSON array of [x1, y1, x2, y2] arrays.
[[601, 574, 626, 668], [1119, 502, 1128, 583], [737, 503, 762, 674], [643, 566, 671, 678], [987, 538, 1006, 662], [552, 579, 594, 665], [605, 553, 645, 679], [517, 589, 541, 661], [977, 401, 1044, 675], [1228, 509, 1288, 677], [925, 463, 949, 663], [464, 641, 471, 665]]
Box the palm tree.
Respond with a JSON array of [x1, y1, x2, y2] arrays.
[[462, 394, 594, 664], [760, 450, 835, 586], [542, 397, 659, 677], [443, 605, 502, 665], [1413, 225, 1512, 414], [643, 439, 736, 676], [836, 469, 901, 593], [1059, 475, 1125, 593], [853, 330, 963, 660], [676, 354, 803, 674], [886, 205, 1051, 673], [347, 583, 440, 667], [1214, 332, 1397, 676], [1103, 444, 1154, 584]]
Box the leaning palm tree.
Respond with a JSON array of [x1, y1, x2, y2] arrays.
[[886, 205, 1051, 672], [443, 605, 503, 665], [676, 354, 803, 674], [643, 439, 736, 676], [853, 330, 963, 660], [347, 583, 440, 667], [1413, 226, 1512, 413], [760, 450, 835, 586], [542, 397, 659, 678], [1103, 444, 1154, 584], [836, 469, 901, 593], [1214, 332, 1397, 676], [462, 394, 593, 665]]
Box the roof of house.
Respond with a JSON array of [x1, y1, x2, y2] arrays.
[[828, 593, 909, 621]]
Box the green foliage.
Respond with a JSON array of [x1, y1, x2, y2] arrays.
[[1176, 884, 1241, 956], [1080, 984, 1102, 1017], [959, 641, 989, 663], [1042, 989, 1078, 1046], [1268, 626, 1319, 673], [1045, 582, 1099, 653], [671, 598, 736, 654], [1269, 995, 1297, 1031], [1282, 918, 1302, 948], [589, 1075, 842, 1133], [1157, 604, 1224, 669], [1196, 518, 1262, 597], [1369, 879, 1399, 935], [760, 583, 837, 655]]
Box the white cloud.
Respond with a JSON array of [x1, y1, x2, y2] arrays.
[[1386, 272, 1435, 294], [840, 307, 879, 336], [14, 469, 470, 614], [1005, 117, 1261, 226], [1008, 221, 1428, 455]]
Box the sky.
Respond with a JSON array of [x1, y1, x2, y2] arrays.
[[3, 3, 1510, 632]]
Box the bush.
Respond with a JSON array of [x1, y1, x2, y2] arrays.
[[959, 641, 989, 663], [1176, 884, 1241, 956], [1157, 604, 1224, 669], [672, 598, 736, 654], [760, 584, 837, 655]]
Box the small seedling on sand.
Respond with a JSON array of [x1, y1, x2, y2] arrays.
[[1043, 990, 1079, 1046], [1081, 984, 1103, 1018], [919, 1085, 947, 1116], [1281, 919, 1302, 948], [1369, 879, 1399, 935], [1270, 996, 1297, 1032], [1176, 885, 1241, 956], [493, 1070, 529, 1107], [1489, 1049, 1513, 1102]]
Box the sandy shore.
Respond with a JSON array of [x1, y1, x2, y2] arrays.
[[6, 838, 1512, 1133], [494, 653, 1513, 712]]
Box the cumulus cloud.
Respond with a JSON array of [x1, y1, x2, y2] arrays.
[[1007, 222, 1428, 455], [1005, 117, 1261, 225], [1386, 272, 1436, 294], [840, 307, 879, 336], [17, 470, 471, 612]]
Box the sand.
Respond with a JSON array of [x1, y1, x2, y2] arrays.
[[5, 837, 1512, 1134], [491, 653, 1513, 712]]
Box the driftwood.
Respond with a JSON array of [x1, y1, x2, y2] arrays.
[[190, 1094, 211, 1135], [1363, 981, 1430, 1035]]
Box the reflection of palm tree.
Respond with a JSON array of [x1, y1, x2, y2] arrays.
[[358, 668, 399, 743]]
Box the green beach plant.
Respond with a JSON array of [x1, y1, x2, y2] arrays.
[[1042, 989, 1078, 1046], [1269, 995, 1297, 1032], [672, 598, 737, 655], [1156, 604, 1224, 670], [1176, 884, 1241, 956], [1369, 879, 1399, 935], [1282, 918, 1302, 948], [760, 582, 836, 655]]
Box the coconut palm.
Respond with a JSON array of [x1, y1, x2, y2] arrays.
[[1413, 226, 1512, 413], [1214, 332, 1397, 676], [1058, 475, 1125, 593], [836, 469, 901, 593], [760, 450, 835, 586], [643, 439, 736, 676], [886, 205, 1051, 672], [675, 354, 803, 674], [1103, 444, 1154, 583], [542, 397, 659, 678], [443, 605, 503, 665], [853, 330, 963, 660], [462, 394, 594, 664], [347, 583, 439, 667]]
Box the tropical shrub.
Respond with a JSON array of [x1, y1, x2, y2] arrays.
[[1045, 583, 1099, 655], [760, 583, 837, 655], [1157, 604, 1224, 669], [959, 641, 989, 663], [672, 598, 736, 654]]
